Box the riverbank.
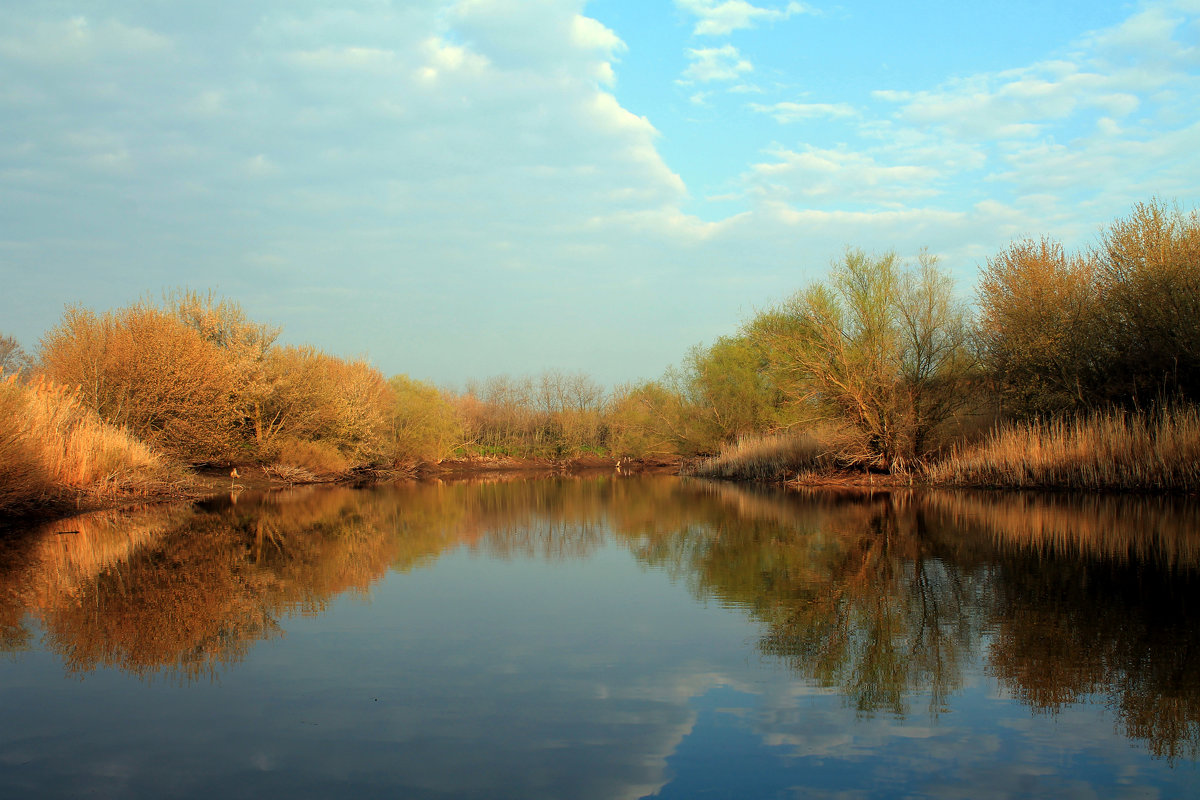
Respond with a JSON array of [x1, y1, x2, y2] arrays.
[[0, 455, 685, 527], [687, 406, 1200, 496]]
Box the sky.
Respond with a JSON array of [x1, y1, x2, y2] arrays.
[[1, 0, 1198, 388]]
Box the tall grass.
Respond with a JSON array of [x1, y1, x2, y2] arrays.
[[926, 406, 1200, 492], [0, 375, 174, 514], [686, 432, 833, 482]]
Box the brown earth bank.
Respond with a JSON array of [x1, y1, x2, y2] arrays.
[[1, 456, 685, 529]]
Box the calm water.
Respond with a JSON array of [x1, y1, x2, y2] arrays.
[[1, 475, 1198, 798]]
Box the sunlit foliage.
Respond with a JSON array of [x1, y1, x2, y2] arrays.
[[748, 248, 975, 469], [0, 375, 170, 513], [978, 199, 1200, 415], [388, 374, 465, 462], [40, 303, 242, 459]]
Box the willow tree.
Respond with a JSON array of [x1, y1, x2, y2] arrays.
[[749, 248, 974, 469]]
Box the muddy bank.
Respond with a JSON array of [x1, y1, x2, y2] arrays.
[[2, 456, 685, 529]]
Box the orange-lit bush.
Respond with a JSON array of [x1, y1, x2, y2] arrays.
[[40, 304, 241, 460]]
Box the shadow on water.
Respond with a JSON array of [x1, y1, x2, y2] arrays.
[[0, 476, 1197, 761]]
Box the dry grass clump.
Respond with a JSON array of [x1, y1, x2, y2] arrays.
[[688, 431, 833, 482], [0, 375, 175, 513], [270, 437, 350, 477], [926, 406, 1200, 492], [262, 463, 324, 485]]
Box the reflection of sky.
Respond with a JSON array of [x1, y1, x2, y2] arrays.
[[1, 534, 1196, 798]]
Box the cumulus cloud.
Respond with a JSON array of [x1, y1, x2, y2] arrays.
[[748, 100, 856, 122], [681, 44, 754, 83], [0, 0, 715, 384], [676, 1, 817, 36], [749, 145, 943, 207]]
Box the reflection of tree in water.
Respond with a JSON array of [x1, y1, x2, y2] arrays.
[[1, 476, 1198, 762], [0, 477, 682, 682], [987, 554, 1200, 761], [924, 491, 1200, 763], [625, 486, 990, 717], [623, 482, 1200, 760], [33, 488, 424, 682]]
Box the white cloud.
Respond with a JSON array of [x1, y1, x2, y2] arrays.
[[2, 0, 1198, 385], [451, 0, 625, 85], [749, 100, 856, 122], [750, 145, 942, 206], [0, 16, 169, 65], [676, 1, 817, 36], [873, 5, 1196, 143], [681, 44, 753, 83]]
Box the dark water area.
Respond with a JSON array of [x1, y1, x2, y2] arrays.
[[1, 476, 1198, 798]]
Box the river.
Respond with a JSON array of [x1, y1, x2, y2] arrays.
[[1, 475, 1197, 798]]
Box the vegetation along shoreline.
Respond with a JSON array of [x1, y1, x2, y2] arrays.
[[2, 198, 1198, 522]]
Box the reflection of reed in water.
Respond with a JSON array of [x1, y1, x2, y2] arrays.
[[918, 489, 1200, 762], [3, 477, 1197, 762], [2, 506, 184, 599], [0, 487, 451, 681], [0, 505, 189, 656], [627, 482, 1200, 761], [921, 489, 1200, 568]]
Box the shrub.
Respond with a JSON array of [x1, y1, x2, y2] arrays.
[[40, 304, 241, 460], [272, 437, 350, 477], [388, 375, 464, 462], [256, 346, 392, 463], [1095, 200, 1200, 405], [977, 200, 1200, 416]]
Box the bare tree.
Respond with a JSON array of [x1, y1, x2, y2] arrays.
[[0, 334, 31, 374]]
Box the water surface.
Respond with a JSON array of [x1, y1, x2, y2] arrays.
[[1, 476, 1197, 798]]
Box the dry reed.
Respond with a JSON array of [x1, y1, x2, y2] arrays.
[[0, 375, 175, 513], [687, 431, 833, 482], [925, 406, 1200, 492]]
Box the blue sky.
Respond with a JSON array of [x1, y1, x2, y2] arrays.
[[1, 1, 1197, 387]]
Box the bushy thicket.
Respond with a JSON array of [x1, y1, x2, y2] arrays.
[[36, 292, 397, 475], [685, 198, 1200, 481], [978, 200, 1200, 416]]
